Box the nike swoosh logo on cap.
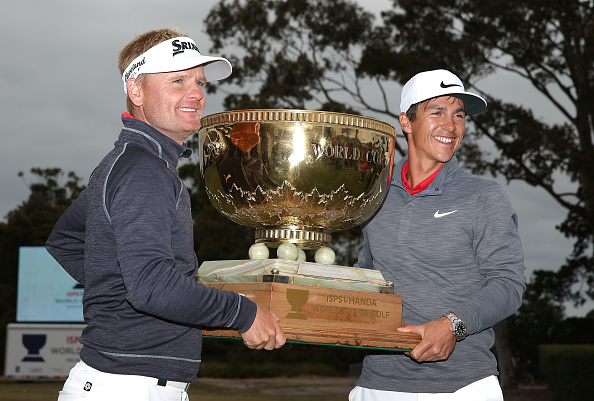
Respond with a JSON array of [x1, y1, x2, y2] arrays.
[[434, 210, 458, 218], [440, 81, 461, 88]]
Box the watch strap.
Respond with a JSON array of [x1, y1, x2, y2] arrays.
[[442, 312, 467, 341]]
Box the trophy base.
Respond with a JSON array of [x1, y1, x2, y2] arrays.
[[198, 260, 421, 351]]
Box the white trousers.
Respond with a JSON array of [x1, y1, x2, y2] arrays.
[[57, 361, 190, 401], [349, 375, 503, 401]]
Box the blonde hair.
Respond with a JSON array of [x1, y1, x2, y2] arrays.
[[118, 28, 189, 114]]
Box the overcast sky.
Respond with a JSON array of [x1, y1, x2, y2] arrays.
[[1, 0, 590, 316]]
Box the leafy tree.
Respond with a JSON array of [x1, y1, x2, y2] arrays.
[[204, 0, 594, 307], [507, 277, 565, 379], [508, 276, 594, 384], [0, 168, 84, 373]]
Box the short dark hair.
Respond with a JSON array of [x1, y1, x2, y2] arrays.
[[406, 102, 420, 122], [406, 95, 467, 122], [401, 102, 420, 141]]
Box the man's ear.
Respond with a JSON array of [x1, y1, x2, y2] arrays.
[[399, 112, 412, 136], [127, 78, 143, 107]]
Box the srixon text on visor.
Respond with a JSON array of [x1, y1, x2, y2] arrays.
[[172, 39, 200, 56]]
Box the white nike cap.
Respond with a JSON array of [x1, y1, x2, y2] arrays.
[[400, 69, 487, 116], [121, 37, 232, 94]]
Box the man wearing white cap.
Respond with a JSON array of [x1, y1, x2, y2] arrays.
[[46, 29, 285, 401], [350, 69, 525, 400]]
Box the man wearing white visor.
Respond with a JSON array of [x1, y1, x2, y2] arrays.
[[46, 29, 285, 401], [350, 69, 525, 400]]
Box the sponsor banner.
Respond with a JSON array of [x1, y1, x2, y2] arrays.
[[17, 246, 84, 322], [4, 323, 85, 380]]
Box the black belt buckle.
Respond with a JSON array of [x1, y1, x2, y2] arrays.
[[157, 379, 190, 391]]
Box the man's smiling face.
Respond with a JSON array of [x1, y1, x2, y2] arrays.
[[134, 65, 207, 144], [405, 96, 466, 168]]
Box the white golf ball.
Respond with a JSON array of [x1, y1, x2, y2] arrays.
[[248, 243, 269, 260], [277, 243, 299, 261], [297, 248, 307, 262], [314, 247, 336, 265]]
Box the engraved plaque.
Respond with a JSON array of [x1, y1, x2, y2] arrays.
[[202, 282, 420, 351], [199, 260, 421, 350]]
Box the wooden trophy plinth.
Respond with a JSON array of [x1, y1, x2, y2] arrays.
[[198, 260, 421, 351]]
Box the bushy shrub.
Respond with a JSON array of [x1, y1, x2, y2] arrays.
[[539, 344, 594, 401]]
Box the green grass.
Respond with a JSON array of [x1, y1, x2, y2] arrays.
[[0, 378, 352, 401], [190, 380, 349, 401], [0, 381, 63, 401], [0, 377, 552, 401]]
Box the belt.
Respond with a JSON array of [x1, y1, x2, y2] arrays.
[[156, 379, 191, 391]]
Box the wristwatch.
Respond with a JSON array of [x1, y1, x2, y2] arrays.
[[442, 312, 467, 341]]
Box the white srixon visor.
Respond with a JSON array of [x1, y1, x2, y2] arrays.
[[121, 37, 232, 94]]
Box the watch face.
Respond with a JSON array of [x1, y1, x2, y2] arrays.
[[453, 320, 467, 340]]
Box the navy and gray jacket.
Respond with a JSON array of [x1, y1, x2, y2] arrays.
[[46, 116, 257, 382], [355, 155, 525, 393]]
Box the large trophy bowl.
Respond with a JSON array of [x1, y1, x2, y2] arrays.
[[197, 109, 396, 250]]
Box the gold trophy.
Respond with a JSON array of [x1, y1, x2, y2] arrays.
[[196, 109, 420, 350]]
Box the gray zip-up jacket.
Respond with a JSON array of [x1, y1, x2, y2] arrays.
[[46, 116, 257, 382], [355, 155, 525, 393]]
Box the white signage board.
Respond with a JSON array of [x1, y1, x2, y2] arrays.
[[17, 246, 84, 323], [4, 323, 85, 380]]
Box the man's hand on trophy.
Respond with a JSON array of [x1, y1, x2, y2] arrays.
[[396, 318, 456, 362], [240, 305, 286, 350]]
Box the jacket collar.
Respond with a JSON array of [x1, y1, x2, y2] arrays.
[[391, 155, 460, 196], [120, 115, 192, 168]]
